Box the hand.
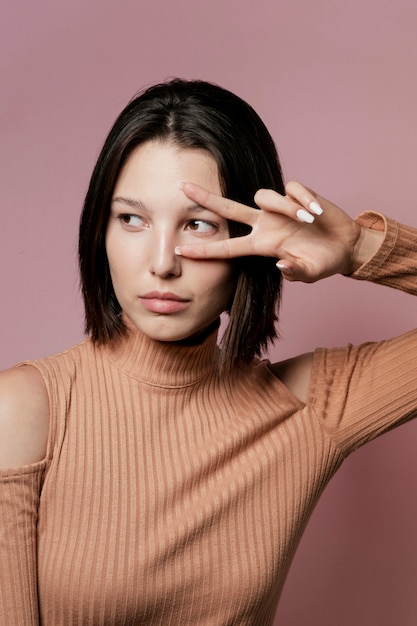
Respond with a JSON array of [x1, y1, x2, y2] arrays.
[[177, 180, 374, 283]]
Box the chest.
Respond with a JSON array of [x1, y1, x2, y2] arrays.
[[37, 378, 336, 624]]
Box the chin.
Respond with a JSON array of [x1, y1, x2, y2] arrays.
[[138, 324, 196, 344], [139, 320, 219, 345]]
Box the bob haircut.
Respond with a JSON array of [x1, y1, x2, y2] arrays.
[[79, 78, 285, 371]]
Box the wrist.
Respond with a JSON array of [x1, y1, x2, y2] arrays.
[[349, 226, 385, 274]]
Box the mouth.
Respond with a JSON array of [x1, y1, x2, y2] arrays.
[[140, 291, 191, 314]]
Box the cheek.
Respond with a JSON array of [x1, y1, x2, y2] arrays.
[[199, 262, 235, 303], [106, 237, 143, 281], [106, 247, 123, 284], [105, 232, 118, 277]]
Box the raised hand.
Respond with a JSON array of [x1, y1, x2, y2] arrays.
[[177, 180, 382, 283]]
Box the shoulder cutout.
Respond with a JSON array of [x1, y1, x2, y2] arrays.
[[270, 352, 314, 403], [0, 365, 49, 469]]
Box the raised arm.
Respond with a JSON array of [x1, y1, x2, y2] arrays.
[[177, 182, 417, 405], [276, 209, 417, 399], [0, 366, 49, 625]]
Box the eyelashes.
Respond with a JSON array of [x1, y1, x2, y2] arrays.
[[117, 214, 220, 236], [186, 219, 218, 234], [118, 214, 145, 228]]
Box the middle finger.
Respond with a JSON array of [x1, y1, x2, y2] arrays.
[[181, 182, 258, 226]]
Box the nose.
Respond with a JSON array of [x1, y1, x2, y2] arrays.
[[149, 231, 181, 279]]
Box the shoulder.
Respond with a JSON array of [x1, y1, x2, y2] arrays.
[[269, 352, 314, 403], [0, 365, 49, 469]]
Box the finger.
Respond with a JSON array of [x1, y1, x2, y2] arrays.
[[175, 234, 254, 259], [276, 259, 314, 283], [285, 180, 324, 218], [181, 182, 257, 226], [276, 260, 295, 279], [254, 187, 321, 225]]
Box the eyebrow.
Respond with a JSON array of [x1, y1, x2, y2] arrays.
[[111, 196, 208, 214], [111, 196, 146, 210]]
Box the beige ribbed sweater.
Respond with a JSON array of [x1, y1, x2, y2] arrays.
[[1, 213, 417, 625]]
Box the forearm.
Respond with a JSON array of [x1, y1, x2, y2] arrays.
[[349, 211, 417, 295]]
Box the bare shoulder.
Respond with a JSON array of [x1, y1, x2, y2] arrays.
[[270, 352, 314, 403], [0, 365, 49, 469]]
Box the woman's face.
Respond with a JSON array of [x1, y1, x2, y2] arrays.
[[106, 140, 234, 342]]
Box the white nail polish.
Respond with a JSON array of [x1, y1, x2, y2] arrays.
[[296, 208, 315, 223], [276, 262, 293, 275], [175, 246, 182, 256], [309, 201, 323, 216]]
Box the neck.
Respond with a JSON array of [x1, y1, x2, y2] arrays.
[[104, 322, 221, 387]]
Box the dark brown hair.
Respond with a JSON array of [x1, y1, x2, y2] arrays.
[[79, 78, 285, 370]]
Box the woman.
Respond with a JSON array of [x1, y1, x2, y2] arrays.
[[1, 78, 416, 625]]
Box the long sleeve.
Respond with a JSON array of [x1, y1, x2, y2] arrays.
[[309, 212, 417, 455], [0, 461, 47, 625], [351, 211, 417, 294], [310, 328, 417, 455]]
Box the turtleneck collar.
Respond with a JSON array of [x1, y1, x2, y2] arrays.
[[104, 321, 221, 388]]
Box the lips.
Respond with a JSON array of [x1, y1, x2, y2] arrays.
[[140, 291, 190, 314]]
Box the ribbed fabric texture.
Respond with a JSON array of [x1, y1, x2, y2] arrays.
[[352, 211, 416, 292], [1, 212, 417, 625]]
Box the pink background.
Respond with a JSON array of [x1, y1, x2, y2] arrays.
[[2, 0, 417, 623]]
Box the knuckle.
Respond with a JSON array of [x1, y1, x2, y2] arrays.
[[222, 239, 232, 257]]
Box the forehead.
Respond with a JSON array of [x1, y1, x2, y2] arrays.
[[113, 140, 221, 198]]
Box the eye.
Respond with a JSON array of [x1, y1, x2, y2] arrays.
[[186, 219, 218, 234], [118, 214, 146, 229]]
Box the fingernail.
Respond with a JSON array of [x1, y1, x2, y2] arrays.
[[179, 181, 186, 189], [309, 201, 323, 216], [276, 261, 293, 275], [296, 209, 315, 223], [175, 246, 182, 256]]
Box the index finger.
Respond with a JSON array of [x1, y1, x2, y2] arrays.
[[181, 182, 257, 226], [175, 233, 254, 260]]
